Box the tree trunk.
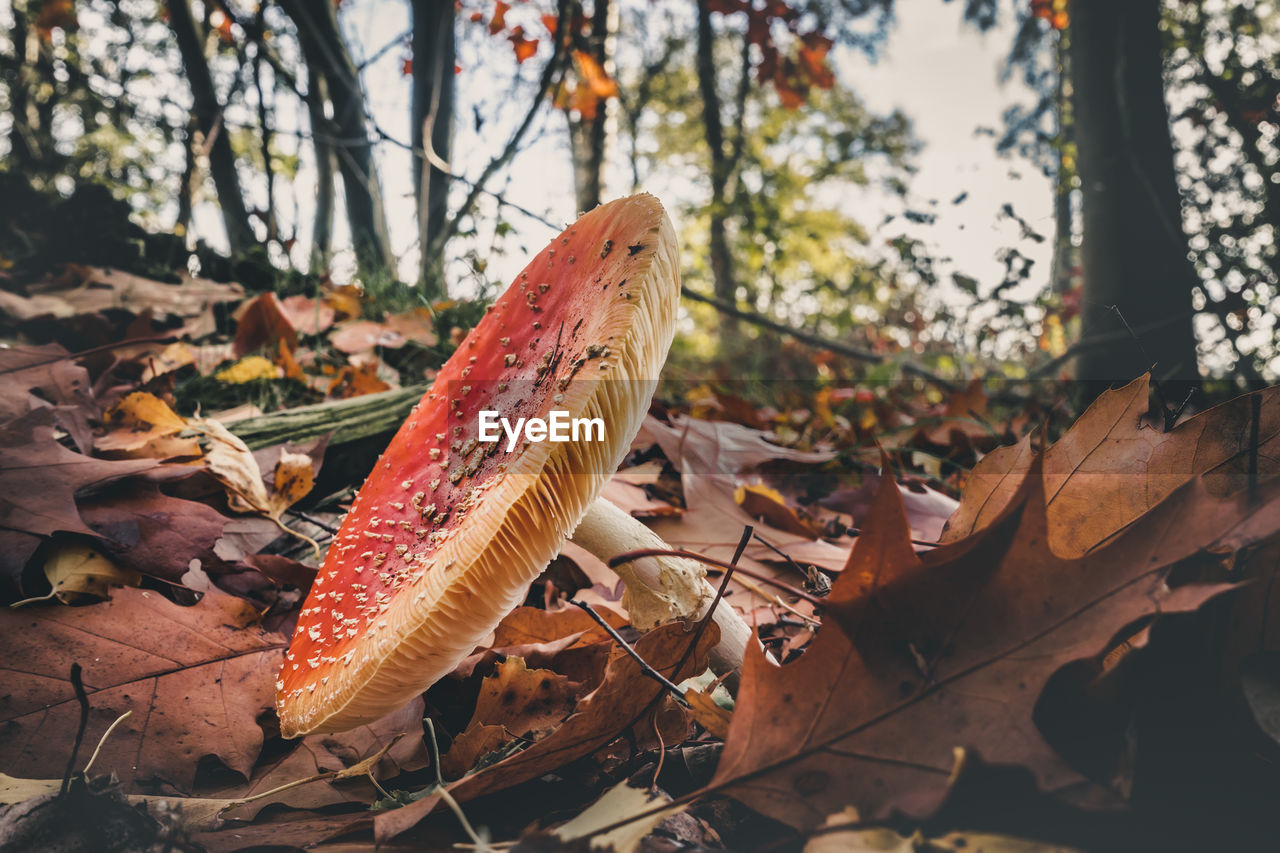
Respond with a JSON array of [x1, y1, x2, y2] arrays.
[[281, 0, 393, 275], [165, 0, 256, 255], [305, 65, 336, 273], [566, 0, 611, 214], [411, 0, 455, 298], [1069, 0, 1199, 400], [695, 0, 738, 343]]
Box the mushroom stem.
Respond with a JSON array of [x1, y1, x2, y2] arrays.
[[570, 497, 753, 674]]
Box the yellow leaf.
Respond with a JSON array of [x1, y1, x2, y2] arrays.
[[215, 355, 281, 384], [270, 450, 315, 518], [96, 391, 193, 456], [33, 542, 139, 606]]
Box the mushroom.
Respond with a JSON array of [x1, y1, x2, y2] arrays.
[[277, 194, 752, 736]]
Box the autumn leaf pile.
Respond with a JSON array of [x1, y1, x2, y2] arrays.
[[3, 262, 1280, 850]]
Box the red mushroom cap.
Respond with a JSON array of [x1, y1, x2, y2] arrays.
[[277, 195, 679, 735]]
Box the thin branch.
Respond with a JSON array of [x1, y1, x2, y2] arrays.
[[569, 599, 690, 707], [429, 0, 573, 257], [679, 287, 957, 390]]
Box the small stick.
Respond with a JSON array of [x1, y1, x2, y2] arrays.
[[607, 548, 824, 607], [672, 526, 752, 681], [751, 532, 808, 578], [569, 599, 690, 707], [61, 663, 90, 795]]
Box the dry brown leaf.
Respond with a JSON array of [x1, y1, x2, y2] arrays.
[[735, 482, 825, 538], [551, 780, 679, 851], [279, 294, 337, 336], [491, 605, 624, 649], [78, 480, 232, 584], [374, 621, 718, 842], [0, 565, 287, 792], [381, 307, 438, 347], [206, 699, 428, 817], [0, 343, 94, 427], [942, 374, 1280, 556], [234, 293, 298, 357], [328, 319, 406, 355], [199, 417, 274, 515], [684, 687, 731, 739], [638, 413, 849, 613], [14, 265, 243, 322], [0, 409, 155, 591], [709, 458, 1280, 830]]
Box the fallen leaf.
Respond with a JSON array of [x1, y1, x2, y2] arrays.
[[11, 266, 243, 323], [215, 355, 281, 384], [207, 699, 428, 817], [491, 605, 624, 649], [382, 307, 438, 348], [138, 341, 196, 384], [0, 565, 287, 792], [95, 391, 195, 456], [0, 342, 94, 426], [735, 482, 824, 538], [234, 293, 298, 357], [374, 621, 718, 842], [329, 319, 407, 355], [279, 294, 337, 336], [327, 361, 393, 398], [709, 456, 1280, 829], [0, 409, 155, 591], [685, 687, 731, 739], [443, 658, 581, 778], [638, 414, 849, 611], [77, 480, 231, 584], [273, 450, 316, 513], [942, 375, 1280, 556], [25, 540, 139, 605], [552, 780, 679, 852]]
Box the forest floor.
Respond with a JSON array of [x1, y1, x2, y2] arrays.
[[2, 216, 1280, 852]]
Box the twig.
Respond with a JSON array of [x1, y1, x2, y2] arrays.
[[286, 508, 341, 535], [607, 548, 824, 607], [429, 0, 574, 257], [672, 525, 752, 681], [569, 599, 690, 707], [61, 663, 89, 795], [81, 711, 132, 778], [679, 287, 957, 390], [750, 531, 808, 578], [847, 526, 939, 549]]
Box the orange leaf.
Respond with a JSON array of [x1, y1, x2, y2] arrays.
[[572, 50, 617, 99], [509, 27, 538, 63], [489, 0, 509, 35]]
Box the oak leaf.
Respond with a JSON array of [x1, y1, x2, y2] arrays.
[[0, 566, 288, 792], [709, 456, 1280, 829], [0, 409, 155, 591], [942, 375, 1280, 556]]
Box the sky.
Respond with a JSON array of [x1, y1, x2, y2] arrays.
[[325, 0, 1055, 303]]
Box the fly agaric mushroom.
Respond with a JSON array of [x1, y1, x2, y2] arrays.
[[277, 194, 751, 736]]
